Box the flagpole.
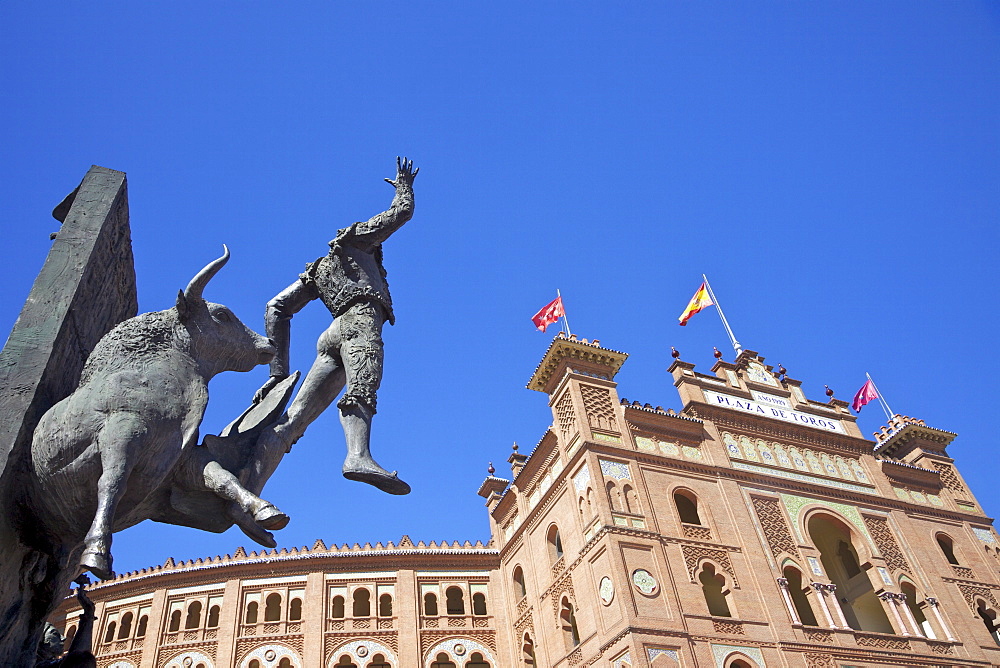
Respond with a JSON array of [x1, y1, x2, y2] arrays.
[[557, 289, 572, 337], [866, 372, 894, 420], [702, 274, 743, 355]]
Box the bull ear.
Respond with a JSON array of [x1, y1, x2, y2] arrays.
[[176, 289, 191, 322]]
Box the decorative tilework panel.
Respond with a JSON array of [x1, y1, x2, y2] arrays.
[[710, 643, 765, 668], [647, 647, 680, 665], [722, 431, 873, 489], [780, 493, 872, 546], [612, 651, 632, 668], [422, 638, 496, 667], [733, 462, 875, 496], [572, 465, 591, 492], [599, 459, 632, 480], [974, 528, 997, 545]]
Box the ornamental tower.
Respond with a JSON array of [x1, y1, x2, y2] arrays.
[[485, 333, 1000, 668]]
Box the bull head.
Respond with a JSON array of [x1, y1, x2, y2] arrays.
[[176, 245, 230, 321]]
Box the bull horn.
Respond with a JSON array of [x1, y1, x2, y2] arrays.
[[184, 245, 230, 302]]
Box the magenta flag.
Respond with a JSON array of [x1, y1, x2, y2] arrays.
[[851, 379, 879, 413]]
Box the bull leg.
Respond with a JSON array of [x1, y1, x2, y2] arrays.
[[81, 413, 143, 580], [200, 459, 289, 530]]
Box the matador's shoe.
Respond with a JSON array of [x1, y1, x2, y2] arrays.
[[343, 464, 411, 495]]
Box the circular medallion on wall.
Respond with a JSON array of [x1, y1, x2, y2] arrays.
[[454, 644, 466, 656], [599, 576, 615, 605], [631, 568, 659, 595], [356, 646, 368, 658], [264, 649, 276, 661]]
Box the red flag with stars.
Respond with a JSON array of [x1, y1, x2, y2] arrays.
[[851, 379, 879, 413], [531, 296, 565, 332]]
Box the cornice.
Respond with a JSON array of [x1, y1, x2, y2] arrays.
[[85, 543, 499, 597], [526, 334, 628, 393]]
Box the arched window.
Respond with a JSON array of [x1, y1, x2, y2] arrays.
[[249, 660, 261, 668], [334, 656, 357, 668], [728, 660, 755, 668], [901, 581, 933, 638], [332, 595, 345, 618], [379, 593, 393, 617], [674, 490, 701, 525], [169, 609, 181, 632], [606, 481, 623, 512], [136, 614, 148, 637], [937, 534, 960, 565], [207, 605, 220, 628], [185, 600, 202, 629], [277, 659, 292, 668], [446, 586, 465, 615], [467, 652, 490, 667], [977, 599, 1000, 645], [424, 592, 438, 616], [103, 621, 116, 643], [623, 484, 640, 514], [431, 653, 457, 668], [809, 514, 892, 633], [118, 611, 133, 639], [369, 654, 390, 668], [782, 566, 817, 626], [63, 625, 76, 652], [472, 592, 487, 616], [264, 593, 282, 621], [245, 601, 258, 624], [699, 563, 731, 617], [353, 588, 371, 617], [513, 566, 526, 600], [289, 598, 302, 621], [559, 597, 580, 649], [522, 633, 536, 666], [547, 525, 564, 561]]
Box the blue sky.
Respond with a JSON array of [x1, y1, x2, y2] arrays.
[[1, 4, 998, 576]]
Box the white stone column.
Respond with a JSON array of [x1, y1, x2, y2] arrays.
[[897, 593, 923, 637], [811, 582, 835, 628], [879, 592, 909, 636], [777, 578, 800, 624], [821, 584, 850, 629], [926, 597, 957, 642]]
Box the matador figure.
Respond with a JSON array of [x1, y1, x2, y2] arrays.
[[254, 157, 417, 495]]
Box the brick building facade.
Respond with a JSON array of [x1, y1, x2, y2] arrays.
[[56, 334, 1000, 667]]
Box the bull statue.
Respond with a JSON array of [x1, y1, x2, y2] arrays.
[[29, 246, 286, 579]]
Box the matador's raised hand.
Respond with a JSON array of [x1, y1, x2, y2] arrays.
[[385, 156, 419, 188]]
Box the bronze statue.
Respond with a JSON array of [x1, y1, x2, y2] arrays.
[[36, 577, 95, 667], [29, 248, 281, 579], [254, 157, 418, 495]]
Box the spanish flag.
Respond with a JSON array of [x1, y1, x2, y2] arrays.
[[679, 282, 713, 326]]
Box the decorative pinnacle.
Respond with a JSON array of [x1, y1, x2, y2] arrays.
[[825, 385, 834, 398], [776, 363, 787, 379], [671, 346, 680, 359], [487, 462, 495, 475], [511, 442, 519, 453], [713, 347, 722, 360]]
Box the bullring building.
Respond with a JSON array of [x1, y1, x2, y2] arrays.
[[55, 335, 1000, 667]]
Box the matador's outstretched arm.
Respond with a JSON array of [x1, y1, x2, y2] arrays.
[[350, 156, 418, 244], [255, 279, 317, 402]]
